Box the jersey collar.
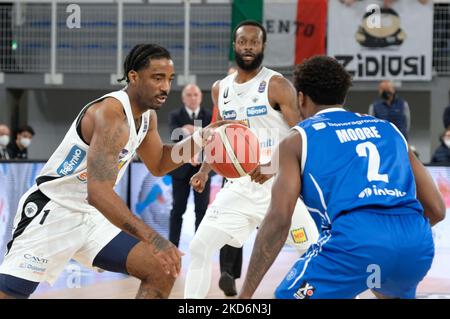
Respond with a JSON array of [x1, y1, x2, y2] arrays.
[[315, 107, 346, 116]]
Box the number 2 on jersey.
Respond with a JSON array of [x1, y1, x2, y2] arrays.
[[356, 142, 389, 183]]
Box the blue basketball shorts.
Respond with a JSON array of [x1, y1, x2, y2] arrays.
[[275, 211, 434, 299]]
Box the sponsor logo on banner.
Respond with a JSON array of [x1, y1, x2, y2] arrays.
[[291, 228, 308, 244], [57, 145, 86, 176], [24, 202, 38, 218], [222, 110, 237, 120], [247, 105, 268, 117], [294, 281, 315, 299], [328, 0, 432, 80]]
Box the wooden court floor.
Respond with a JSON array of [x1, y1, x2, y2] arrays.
[[32, 248, 450, 299]]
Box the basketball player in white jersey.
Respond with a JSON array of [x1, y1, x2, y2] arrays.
[[0, 44, 229, 299], [184, 21, 319, 298]]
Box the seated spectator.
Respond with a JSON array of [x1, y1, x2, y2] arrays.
[[7, 125, 35, 159], [431, 128, 450, 163], [0, 123, 11, 160]]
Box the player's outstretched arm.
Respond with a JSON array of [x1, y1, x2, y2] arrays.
[[87, 101, 182, 277], [408, 147, 445, 226], [137, 110, 235, 177], [239, 131, 303, 298]]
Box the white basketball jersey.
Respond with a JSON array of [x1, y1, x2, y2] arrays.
[[37, 89, 150, 213], [218, 67, 291, 164]]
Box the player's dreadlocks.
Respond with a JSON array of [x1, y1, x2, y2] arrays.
[[293, 55, 352, 106], [118, 43, 171, 83]]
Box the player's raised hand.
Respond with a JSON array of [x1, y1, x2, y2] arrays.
[[249, 162, 274, 184], [190, 171, 209, 193]]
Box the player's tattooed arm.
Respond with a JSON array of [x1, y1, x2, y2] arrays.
[[240, 131, 303, 298], [86, 101, 166, 245]]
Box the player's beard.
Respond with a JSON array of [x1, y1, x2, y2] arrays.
[[234, 50, 264, 71]]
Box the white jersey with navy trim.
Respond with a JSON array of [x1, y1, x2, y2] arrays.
[[218, 67, 291, 165], [36, 89, 150, 214]]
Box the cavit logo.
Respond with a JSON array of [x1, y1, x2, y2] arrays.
[[24, 254, 49, 264], [57, 145, 86, 176], [247, 105, 267, 117], [222, 110, 237, 120], [358, 185, 406, 199]]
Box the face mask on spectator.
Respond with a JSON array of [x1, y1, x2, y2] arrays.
[[20, 137, 32, 148], [0, 135, 9, 147], [444, 138, 450, 149], [380, 90, 394, 100]]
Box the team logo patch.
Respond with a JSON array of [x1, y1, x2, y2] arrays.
[[312, 122, 327, 130], [24, 202, 38, 218], [77, 171, 88, 183], [294, 281, 315, 299], [291, 228, 308, 244], [258, 81, 267, 93], [119, 149, 129, 161], [223, 87, 229, 99], [143, 116, 149, 133], [247, 105, 267, 117], [118, 149, 129, 171], [222, 110, 237, 120], [57, 145, 86, 176]]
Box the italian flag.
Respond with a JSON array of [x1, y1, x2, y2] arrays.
[[230, 0, 328, 67]]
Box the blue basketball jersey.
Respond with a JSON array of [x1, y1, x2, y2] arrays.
[[295, 108, 423, 229]]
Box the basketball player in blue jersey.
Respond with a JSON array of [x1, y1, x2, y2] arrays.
[[239, 56, 445, 299], [0, 44, 230, 299]]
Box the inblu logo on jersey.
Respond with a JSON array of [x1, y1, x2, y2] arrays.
[[57, 145, 86, 176], [358, 185, 406, 199], [247, 105, 267, 117], [222, 110, 237, 120]]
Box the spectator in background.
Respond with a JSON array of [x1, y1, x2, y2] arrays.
[[369, 80, 410, 140], [0, 123, 11, 160], [7, 125, 34, 159], [167, 84, 212, 248], [443, 104, 450, 129], [431, 128, 450, 164]]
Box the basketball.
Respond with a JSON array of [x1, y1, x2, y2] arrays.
[[205, 123, 260, 178]]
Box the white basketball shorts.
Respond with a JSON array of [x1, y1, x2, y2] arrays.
[[200, 176, 319, 252], [0, 186, 121, 284]]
